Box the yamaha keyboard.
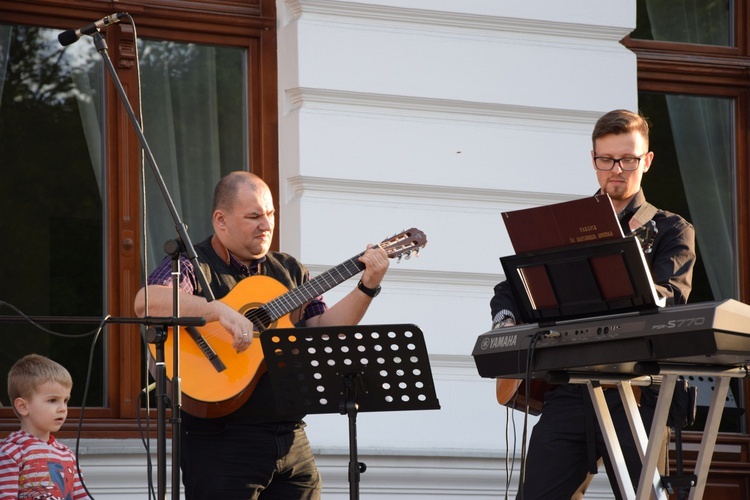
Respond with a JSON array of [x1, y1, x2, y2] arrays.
[[473, 299, 750, 379]]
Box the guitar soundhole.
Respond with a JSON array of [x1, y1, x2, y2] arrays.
[[243, 305, 274, 331]]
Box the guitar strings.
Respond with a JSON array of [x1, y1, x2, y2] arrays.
[[262, 257, 365, 320], [240, 235, 424, 322], [189, 240, 419, 353], [186, 257, 367, 349]]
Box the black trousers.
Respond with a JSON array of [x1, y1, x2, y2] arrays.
[[518, 384, 663, 500], [180, 418, 321, 500]]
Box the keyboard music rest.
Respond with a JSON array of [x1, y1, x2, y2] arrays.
[[473, 299, 750, 379]]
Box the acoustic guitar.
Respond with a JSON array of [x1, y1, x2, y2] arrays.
[[151, 228, 427, 418], [496, 378, 552, 416]]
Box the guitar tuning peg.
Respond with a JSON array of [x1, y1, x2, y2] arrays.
[[404, 253, 411, 260], [413, 249, 420, 258]]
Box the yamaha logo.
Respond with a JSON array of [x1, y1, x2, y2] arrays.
[[481, 334, 518, 350]]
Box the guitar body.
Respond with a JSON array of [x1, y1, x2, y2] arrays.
[[146, 228, 428, 419], [496, 378, 552, 416], [496, 379, 523, 406], [150, 275, 294, 418]]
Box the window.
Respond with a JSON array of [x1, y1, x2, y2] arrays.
[[0, 0, 277, 435], [632, 0, 734, 47], [625, 0, 750, 493], [639, 93, 736, 304], [625, 0, 750, 323], [0, 24, 105, 407]]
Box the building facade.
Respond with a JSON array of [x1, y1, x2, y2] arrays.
[[0, 0, 748, 497]]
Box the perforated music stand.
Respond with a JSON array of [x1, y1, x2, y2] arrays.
[[260, 324, 440, 500]]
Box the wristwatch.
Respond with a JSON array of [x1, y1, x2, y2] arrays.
[[357, 279, 381, 298]]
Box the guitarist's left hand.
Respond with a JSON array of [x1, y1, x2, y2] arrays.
[[358, 244, 389, 289], [306, 244, 390, 328]]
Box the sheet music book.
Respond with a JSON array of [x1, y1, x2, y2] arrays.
[[502, 194, 624, 254], [500, 194, 664, 323]]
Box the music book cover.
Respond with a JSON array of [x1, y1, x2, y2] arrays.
[[502, 194, 623, 254], [500, 195, 663, 323]]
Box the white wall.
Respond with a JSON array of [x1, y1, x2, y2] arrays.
[[276, 0, 639, 497]]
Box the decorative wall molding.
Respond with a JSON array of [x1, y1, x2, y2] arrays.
[[286, 174, 578, 209], [68, 438, 616, 499], [428, 353, 485, 380], [284, 87, 601, 134], [314, 451, 512, 498], [283, 0, 633, 45], [316, 449, 614, 498], [304, 265, 503, 301]]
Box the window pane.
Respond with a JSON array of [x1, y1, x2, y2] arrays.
[[0, 25, 105, 406], [138, 40, 248, 271], [640, 92, 741, 433], [640, 93, 736, 302], [632, 0, 734, 46]]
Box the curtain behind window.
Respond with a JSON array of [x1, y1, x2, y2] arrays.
[[139, 40, 247, 271]]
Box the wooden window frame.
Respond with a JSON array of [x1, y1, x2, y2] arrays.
[[623, 30, 750, 306], [623, 1, 750, 492], [0, 0, 278, 437]]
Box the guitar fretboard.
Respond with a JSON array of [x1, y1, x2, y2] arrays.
[[248, 252, 366, 329]]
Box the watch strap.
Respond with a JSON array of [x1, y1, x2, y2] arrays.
[[357, 279, 381, 298]]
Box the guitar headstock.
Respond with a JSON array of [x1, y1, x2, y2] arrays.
[[379, 228, 427, 262]]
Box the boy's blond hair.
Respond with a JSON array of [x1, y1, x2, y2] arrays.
[[8, 354, 72, 402]]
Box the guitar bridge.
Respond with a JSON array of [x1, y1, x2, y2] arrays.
[[186, 326, 227, 373]]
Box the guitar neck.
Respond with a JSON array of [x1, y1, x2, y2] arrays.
[[260, 252, 366, 323]]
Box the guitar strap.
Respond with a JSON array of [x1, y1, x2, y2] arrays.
[[627, 201, 658, 233]]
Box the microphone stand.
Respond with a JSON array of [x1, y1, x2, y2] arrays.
[[89, 30, 216, 500]]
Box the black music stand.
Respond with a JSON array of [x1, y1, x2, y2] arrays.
[[492, 237, 668, 497], [501, 236, 665, 324], [260, 324, 440, 500]]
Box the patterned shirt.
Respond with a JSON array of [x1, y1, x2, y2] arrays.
[[0, 430, 89, 499], [148, 251, 327, 322]]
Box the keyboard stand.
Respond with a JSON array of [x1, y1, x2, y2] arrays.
[[562, 364, 746, 500]]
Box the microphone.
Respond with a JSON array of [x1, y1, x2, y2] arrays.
[[58, 13, 127, 46]]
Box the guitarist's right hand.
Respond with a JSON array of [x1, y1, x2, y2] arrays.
[[135, 284, 256, 352], [213, 301, 254, 352]]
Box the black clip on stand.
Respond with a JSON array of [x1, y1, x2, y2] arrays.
[[660, 379, 698, 499], [88, 28, 215, 500], [261, 324, 441, 500]]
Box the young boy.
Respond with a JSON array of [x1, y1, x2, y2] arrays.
[[0, 354, 90, 499]]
